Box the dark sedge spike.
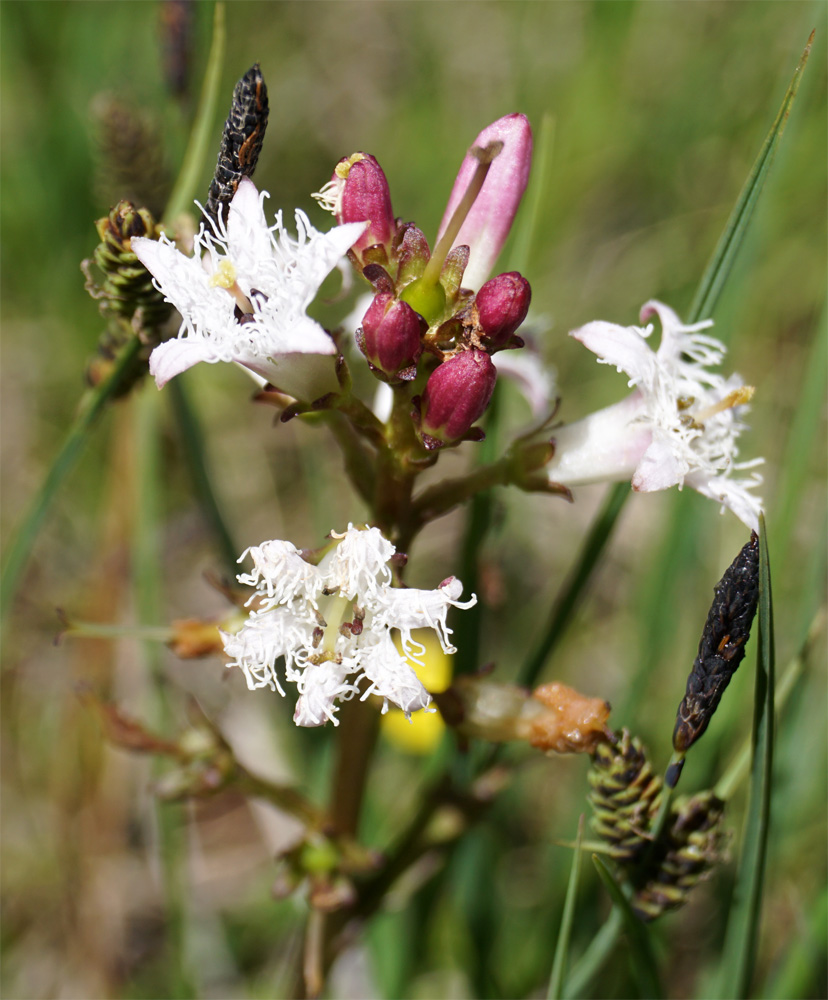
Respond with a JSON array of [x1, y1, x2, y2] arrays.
[[81, 201, 173, 395], [588, 729, 663, 862], [672, 533, 760, 754], [631, 791, 726, 922], [204, 64, 269, 227]]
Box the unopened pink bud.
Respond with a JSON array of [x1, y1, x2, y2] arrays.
[[419, 349, 497, 448], [332, 153, 395, 261], [475, 271, 531, 348], [436, 114, 532, 291], [357, 293, 423, 381]]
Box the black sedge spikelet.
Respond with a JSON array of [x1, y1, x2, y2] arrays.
[[204, 64, 269, 227], [673, 533, 760, 753], [631, 790, 727, 922], [588, 729, 663, 862]]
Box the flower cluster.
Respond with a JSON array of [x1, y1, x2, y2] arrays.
[[222, 525, 477, 727], [315, 114, 534, 449]]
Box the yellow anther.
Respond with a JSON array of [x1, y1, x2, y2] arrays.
[[693, 386, 755, 424], [208, 259, 238, 289]]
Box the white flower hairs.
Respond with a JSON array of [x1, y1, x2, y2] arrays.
[[222, 524, 476, 727], [132, 178, 366, 401], [547, 301, 763, 531]]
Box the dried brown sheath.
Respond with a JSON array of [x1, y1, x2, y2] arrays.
[[204, 64, 269, 227], [673, 532, 760, 753]]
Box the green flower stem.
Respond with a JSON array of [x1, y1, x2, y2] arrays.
[[0, 334, 144, 628], [334, 391, 387, 449], [372, 385, 425, 543], [404, 455, 513, 545], [319, 412, 378, 508], [236, 768, 328, 829]]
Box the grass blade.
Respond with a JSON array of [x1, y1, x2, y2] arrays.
[[519, 481, 628, 687], [547, 816, 585, 1000], [563, 907, 623, 999], [688, 31, 814, 324], [592, 855, 663, 999], [0, 336, 144, 625], [718, 514, 776, 997], [163, 1, 226, 224]]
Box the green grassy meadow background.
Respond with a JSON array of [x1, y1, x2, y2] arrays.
[[1, 2, 825, 997]]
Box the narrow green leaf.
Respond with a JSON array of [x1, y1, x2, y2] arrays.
[[563, 907, 623, 999], [0, 336, 144, 626], [167, 378, 238, 573], [718, 514, 775, 998], [592, 855, 663, 999], [163, 1, 226, 224], [688, 31, 814, 324], [715, 607, 822, 802], [519, 481, 628, 687], [547, 816, 585, 1000]]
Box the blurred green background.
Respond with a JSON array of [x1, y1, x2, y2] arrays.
[[1, 2, 825, 998]]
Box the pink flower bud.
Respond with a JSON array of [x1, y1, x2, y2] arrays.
[[357, 293, 423, 381], [475, 271, 531, 348], [419, 349, 497, 449], [332, 153, 395, 261], [436, 114, 532, 291]]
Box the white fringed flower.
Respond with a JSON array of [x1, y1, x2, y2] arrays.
[[131, 178, 366, 401], [546, 301, 763, 531], [222, 525, 477, 727]]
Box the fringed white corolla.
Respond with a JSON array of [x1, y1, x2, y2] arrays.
[[131, 178, 366, 401], [222, 525, 477, 727], [546, 301, 763, 531]]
